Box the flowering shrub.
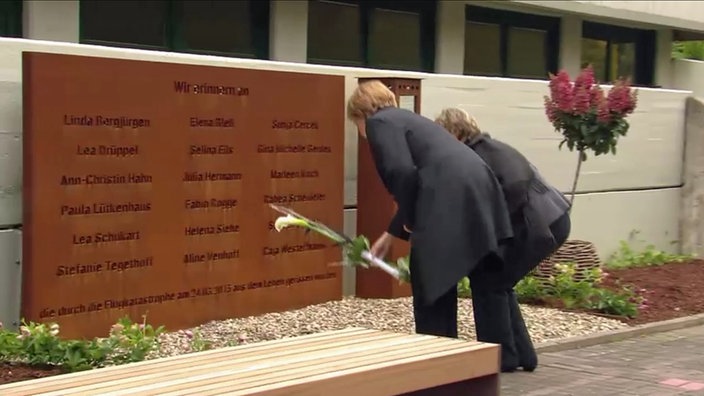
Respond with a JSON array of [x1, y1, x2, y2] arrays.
[[0, 316, 164, 372], [546, 263, 642, 318], [544, 65, 638, 158], [456, 263, 641, 318], [101, 316, 164, 366], [543, 65, 638, 204]]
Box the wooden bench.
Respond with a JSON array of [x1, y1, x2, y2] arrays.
[[0, 327, 500, 396]]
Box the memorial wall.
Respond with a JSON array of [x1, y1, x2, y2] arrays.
[[22, 52, 345, 339]]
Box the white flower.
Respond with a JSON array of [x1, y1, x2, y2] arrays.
[[274, 215, 309, 232]]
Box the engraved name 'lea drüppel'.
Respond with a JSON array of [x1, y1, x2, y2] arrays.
[[76, 145, 139, 157]]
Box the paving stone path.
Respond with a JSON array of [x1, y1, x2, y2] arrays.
[[500, 325, 704, 395]]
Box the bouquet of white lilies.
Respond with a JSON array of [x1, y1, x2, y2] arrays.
[[270, 204, 411, 283]]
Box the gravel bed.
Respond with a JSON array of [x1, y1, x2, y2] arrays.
[[150, 297, 628, 358]]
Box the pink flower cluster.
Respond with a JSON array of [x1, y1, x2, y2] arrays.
[[544, 65, 638, 125]]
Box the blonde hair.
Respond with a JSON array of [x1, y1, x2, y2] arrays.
[[435, 108, 481, 141], [346, 80, 398, 120]]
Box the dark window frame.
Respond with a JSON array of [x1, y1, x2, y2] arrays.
[[0, 0, 22, 38], [306, 0, 436, 72], [581, 21, 656, 87], [79, 0, 269, 60], [465, 5, 560, 79]]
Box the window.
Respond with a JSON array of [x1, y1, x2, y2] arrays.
[[307, 1, 362, 66], [464, 22, 501, 77], [0, 0, 22, 38], [581, 22, 655, 86], [464, 5, 560, 79], [80, 0, 269, 59], [306, 0, 436, 72]]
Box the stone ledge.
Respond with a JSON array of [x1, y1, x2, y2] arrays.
[[535, 313, 704, 353]]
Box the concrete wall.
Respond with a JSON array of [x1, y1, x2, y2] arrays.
[[0, 230, 21, 331], [681, 97, 704, 258], [673, 59, 704, 100]]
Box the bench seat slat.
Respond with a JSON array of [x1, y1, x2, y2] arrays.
[[39, 332, 421, 395], [0, 328, 499, 396], [0, 327, 374, 393], [227, 345, 499, 396], [0, 328, 379, 395], [176, 342, 495, 396], [97, 338, 463, 396]]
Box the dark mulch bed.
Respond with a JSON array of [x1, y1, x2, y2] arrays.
[[0, 362, 63, 385], [2, 260, 703, 385], [599, 259, 704, 325]]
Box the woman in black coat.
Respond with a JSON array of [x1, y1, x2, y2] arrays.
[[436, 107, 572, 373], [347, 80, 515, 338]]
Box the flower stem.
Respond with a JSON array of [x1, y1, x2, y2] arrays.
[[568, 149, 584, 213]]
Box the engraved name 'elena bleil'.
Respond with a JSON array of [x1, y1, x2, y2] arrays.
[[64, 114, 151, 129], [76, 145, 139, 157], [257, 144, 331, 153], [183, 172, 242, 182], [271, 120, 319, 130], [183, 249, 240, 264], [73, 231, 140, 245], [190, 117, 234, 128], [56, 256, 154, 277], [185, 198, 238, 210], [60, 173, 152, 186], [190, 145, 234, 155], [61, 202, 151, 216]]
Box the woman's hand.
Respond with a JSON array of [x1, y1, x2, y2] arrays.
[[370, 232, 394, 259]]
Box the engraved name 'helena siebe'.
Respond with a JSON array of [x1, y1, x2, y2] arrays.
[[184, 224, 240, 236], [270, 169, 319, 179], [64, 114, 151, 129], [190, 145, 234, 155], [257, 144, 331, 153], [76, 145, 139, 157], [183, 172, 242, 182], [60, 173, 152, 186], [271, 120, 319, 130]]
